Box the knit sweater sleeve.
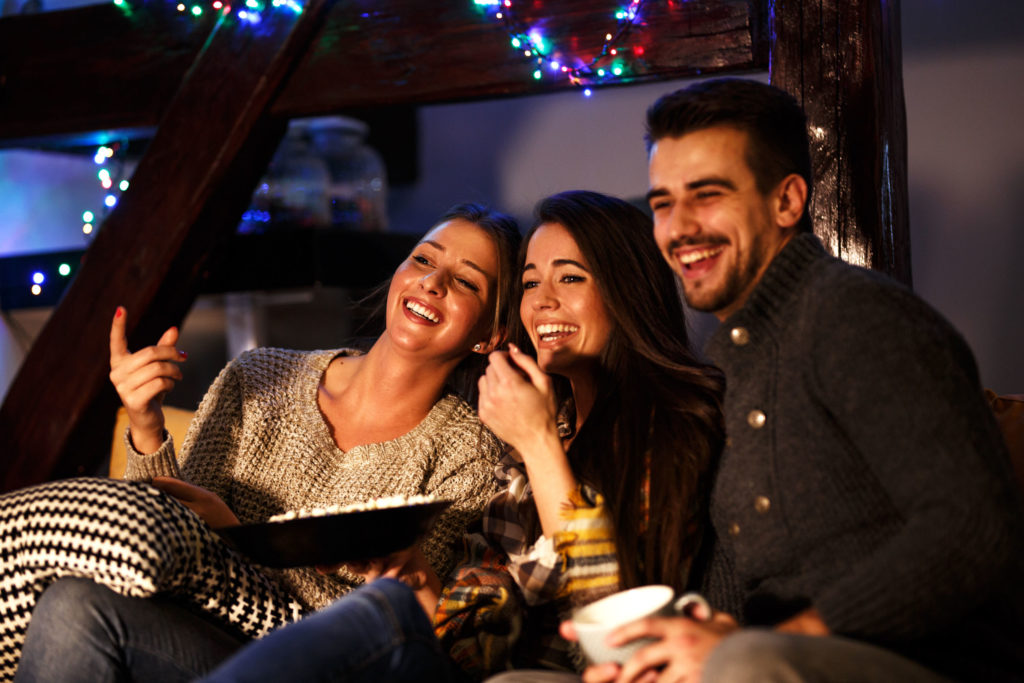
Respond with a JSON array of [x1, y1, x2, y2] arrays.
[[419, 405, 504, 583], [806, 274, 1022, 640], [122, 354, 248, 497]]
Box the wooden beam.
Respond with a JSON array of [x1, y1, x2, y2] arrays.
[[0, 0, 335, 490], [769, 0, 910, 284], [0, 0, 764, 145]]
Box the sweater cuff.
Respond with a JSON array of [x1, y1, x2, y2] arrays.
[[121, 427, 181, 480]]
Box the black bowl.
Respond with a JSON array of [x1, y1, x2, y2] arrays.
[[217, 500, 452, 568]]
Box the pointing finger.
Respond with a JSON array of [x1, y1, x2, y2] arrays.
[[110, 306, 129, 361]]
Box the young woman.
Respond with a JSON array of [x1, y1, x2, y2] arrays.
[[194, 190, 724, 682], [1, 204, 521, 683]]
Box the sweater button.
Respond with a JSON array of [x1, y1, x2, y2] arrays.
[[728, 522, 741, 536], [754, 495, 771, 513], [730, 326, 750, 346], [747, 409, 766, 429]]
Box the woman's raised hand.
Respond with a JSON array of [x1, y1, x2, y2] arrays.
[[477, 344, 559, 457], [480, 345, 578, 537], [109, 307, 186, 454]]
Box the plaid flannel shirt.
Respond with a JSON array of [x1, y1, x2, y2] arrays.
[[434, 449, 620, 678]]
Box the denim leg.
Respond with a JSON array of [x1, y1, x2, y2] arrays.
[[14, 577, 247, 683], [200, 578, 463, 683], [703, 629, 953, 683]]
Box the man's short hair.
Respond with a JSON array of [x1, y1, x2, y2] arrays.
[[645, 78, 814, 233]]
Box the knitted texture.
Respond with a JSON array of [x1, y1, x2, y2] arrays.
[[0, 478, 303, 681], [703, 234, 1024, 681], [124, 348, 503, 612], [0, 348, 500, 679]]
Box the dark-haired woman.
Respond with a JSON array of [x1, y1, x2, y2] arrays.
[[195, 190, 724, 682], [3, 205, 521, 683]]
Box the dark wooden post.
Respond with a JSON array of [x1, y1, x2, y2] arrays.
[[769, 0, 910, 285], [0, 0, 334, 490]]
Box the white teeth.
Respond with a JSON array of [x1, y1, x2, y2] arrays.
[[406, 300, 439, 323], [678, 246, 725, 265], [536, 323, 578, 341]]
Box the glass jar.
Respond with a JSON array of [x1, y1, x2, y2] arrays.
[[239, 120, 330, 233], [306, 115, 388, 232]]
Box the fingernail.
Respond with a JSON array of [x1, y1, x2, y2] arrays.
[[178, 350, 188, 359], [509, 343, 519, 353], [114, 307, 123, 318]]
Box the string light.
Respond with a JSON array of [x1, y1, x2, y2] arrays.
[[81, 142, 128, 240], [112, 0, 303, 23], [474, 0, 649, 94]]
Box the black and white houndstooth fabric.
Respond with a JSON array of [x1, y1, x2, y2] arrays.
[[0, 477, 306, 681]]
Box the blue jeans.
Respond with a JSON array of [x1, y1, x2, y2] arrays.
[[14, 577, 248, 682], [200, 578, 466, 683]]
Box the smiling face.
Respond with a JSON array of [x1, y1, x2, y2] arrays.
[[520, 222, 613, 377], [385, 218, 500, 360], [648, 126, 796, 321]]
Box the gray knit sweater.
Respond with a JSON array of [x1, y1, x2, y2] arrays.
[[701, 234, 1024, 680], [124, 347, 502, 612]]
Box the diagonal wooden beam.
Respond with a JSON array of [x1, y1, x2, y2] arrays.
[[769, 0, 910, 284], [0, 0, 335, 490]]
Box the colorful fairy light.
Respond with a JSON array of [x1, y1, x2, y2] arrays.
[[112, 0, 302, 23], [474, 0, 650, 94], [81, 142, 129, 239]]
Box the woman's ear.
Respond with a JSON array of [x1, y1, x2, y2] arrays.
[[773, 173, 808, 230], [474, 326, 507, 354]]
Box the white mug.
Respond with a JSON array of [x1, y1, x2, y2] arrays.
[[571, 585, 711, 665]]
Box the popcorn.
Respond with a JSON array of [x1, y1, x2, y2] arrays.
[[268, 494, 440, 523]]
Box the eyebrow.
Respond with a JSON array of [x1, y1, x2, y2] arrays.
[[645, 176, 738, 202], [420, 240, 493, 279], [522, 258, 591, 273]]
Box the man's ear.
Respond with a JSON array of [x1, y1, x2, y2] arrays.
[[773, 173, 808, 230]]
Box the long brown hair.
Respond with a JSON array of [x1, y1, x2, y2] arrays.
[[518, 190, 724, 591]]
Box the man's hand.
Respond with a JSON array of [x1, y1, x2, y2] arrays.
[[562, 611, 739, 683], [151, 477, 240, 529]]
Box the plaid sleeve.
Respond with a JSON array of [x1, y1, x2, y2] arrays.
[[483, 452, 620, 608], [433, 532, 524, 680], [436, 453, 624, 677]]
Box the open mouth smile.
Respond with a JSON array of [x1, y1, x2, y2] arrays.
[[673, 244, 726, 277], [536, 323, 579, 343], [405, 299, 440, 323]]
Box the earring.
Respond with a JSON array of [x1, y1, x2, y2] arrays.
[[473, 343, 483, 352]]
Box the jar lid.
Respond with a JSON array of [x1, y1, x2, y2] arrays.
[[303, 115, 369, 136]]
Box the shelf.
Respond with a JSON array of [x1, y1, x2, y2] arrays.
[[0, 229, 420, 311]]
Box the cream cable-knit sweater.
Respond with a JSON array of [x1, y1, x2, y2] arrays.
[[123, 347, 502, 611]]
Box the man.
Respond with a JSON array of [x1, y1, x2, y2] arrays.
[[567, 78, 1024, 682]]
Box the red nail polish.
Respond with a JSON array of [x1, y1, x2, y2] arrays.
[[114, 307, 123, 318], [179, 350, 188, 359]]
